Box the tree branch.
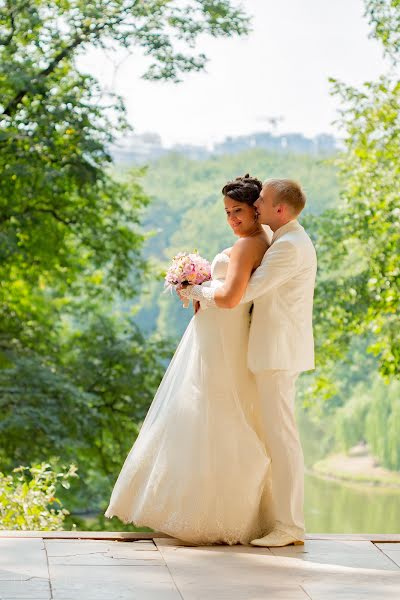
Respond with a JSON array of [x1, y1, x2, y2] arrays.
[[0, 0, 33, 46], [2, 35, 84, 116], [0, 205, 78, 226], [31, 207, 78, 226], [0, 8, 15, 47], [1, 2, 136, 117]]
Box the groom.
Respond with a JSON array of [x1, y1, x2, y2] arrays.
[[240, 178, 317, 547]]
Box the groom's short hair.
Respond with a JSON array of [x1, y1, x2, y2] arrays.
[[263, 179, 306, 215]]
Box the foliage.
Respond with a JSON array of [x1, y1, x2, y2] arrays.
[[0, 311, 173, 513], [0, 344, 93, 468], [365, 377, 400, 469], [0, 0, 249, 89], [297, 1, 400, 473], [0, 0, 250, 332], [0, 0, 249, 302], [333, 375, 400, 470], [365, 0, 400, 59], [0, 0, 249, 329], [0, 462, 78, 530], [60, 312, 173, 510], [309, 1, 400, 383]]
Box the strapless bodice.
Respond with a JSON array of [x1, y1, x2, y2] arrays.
[[211, 252, 230, 280]]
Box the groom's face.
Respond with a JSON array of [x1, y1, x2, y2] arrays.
[[254, 186, 278, 228]]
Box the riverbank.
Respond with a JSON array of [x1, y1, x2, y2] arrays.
[[310, 444, 400, 490]]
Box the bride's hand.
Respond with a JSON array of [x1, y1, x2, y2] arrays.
[[176, 283, 190, 307]]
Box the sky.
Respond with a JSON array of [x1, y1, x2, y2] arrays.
[[76, 0, 389, 147]]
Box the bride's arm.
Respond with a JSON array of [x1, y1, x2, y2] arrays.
[[179, 237, 261, 309]]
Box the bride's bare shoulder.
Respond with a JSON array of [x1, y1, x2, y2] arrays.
[[230, 234, 269, 269], [232, 232, 269, 253]]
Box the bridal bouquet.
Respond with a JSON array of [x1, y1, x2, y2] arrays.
[[164, 251, 211, 307]]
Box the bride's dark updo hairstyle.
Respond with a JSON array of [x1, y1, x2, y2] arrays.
[[222, 173, 262, 206]]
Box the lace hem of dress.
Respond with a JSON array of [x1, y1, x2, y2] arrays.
[[104, 506, 270, 546], [104, 507, 151, 530]]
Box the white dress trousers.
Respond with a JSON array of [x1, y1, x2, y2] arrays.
[[254, 369, 305, 538]]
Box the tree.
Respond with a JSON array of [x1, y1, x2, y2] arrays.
[[0, 0, 250, 321], [365, 0, 400, 59], [311, 0, 400, 383]]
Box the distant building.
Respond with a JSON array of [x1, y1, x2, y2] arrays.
[[110, 131, 339, 165], [213, 132, 338, 156]]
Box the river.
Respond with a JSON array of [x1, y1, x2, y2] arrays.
[[304, 471, 400, 533]]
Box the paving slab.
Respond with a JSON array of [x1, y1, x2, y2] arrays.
[[267, 541, 400, 591], [302, 581, 400, 600], [45, 539, 162, 565], [1, 534, 400, 599], [269, 540, 399, 570], [374, 543, 400, 568], [154, 537, 400, 600], [0, 539, 50, 599], [0, 579, 50, 600], [49, 563, 182, 600], [154, 537, 310, 599], [46, 539, 181, 600], [375, 543, 400, 551]]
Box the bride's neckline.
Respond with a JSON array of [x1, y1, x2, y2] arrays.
[[215, 251, 230, 261]]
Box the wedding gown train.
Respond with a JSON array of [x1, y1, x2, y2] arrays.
[[104, 252, 275, 545]]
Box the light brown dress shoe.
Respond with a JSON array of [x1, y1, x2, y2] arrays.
[[250, 528, 304, 547]]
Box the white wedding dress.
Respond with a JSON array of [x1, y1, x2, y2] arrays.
[[104, 251, 275, 545]]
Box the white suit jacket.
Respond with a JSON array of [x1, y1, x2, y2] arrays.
[[241, 219, 317, 374]]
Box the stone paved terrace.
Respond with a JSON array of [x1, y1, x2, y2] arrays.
[[1, 531, 400, 599]]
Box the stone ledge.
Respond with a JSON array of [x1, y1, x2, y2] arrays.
[[0, 530, 170, 539], [0, 530, 399, 542]]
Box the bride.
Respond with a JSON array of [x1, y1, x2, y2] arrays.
[[104, 174, 276, 545]]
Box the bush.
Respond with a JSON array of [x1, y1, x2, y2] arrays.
[[0, 462, 78, 530]]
